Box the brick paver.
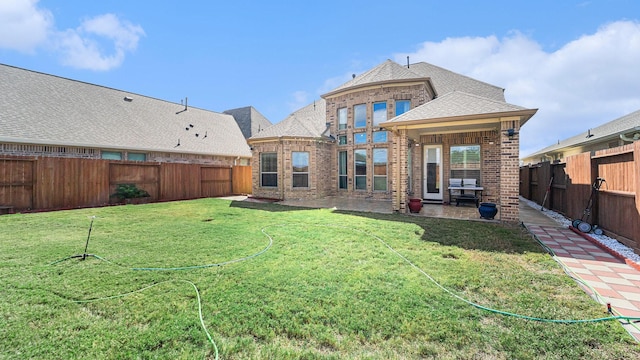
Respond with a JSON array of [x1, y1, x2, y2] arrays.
[[526, 224, 640, 341]]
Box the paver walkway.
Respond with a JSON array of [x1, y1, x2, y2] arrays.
[[524, 216, 640, 341]]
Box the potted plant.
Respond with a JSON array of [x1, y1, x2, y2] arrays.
[[408, 198, 423, 213], [110, 183, 151, 204]]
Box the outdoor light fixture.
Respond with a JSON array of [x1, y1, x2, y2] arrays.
[[507, 128, 516, 137]]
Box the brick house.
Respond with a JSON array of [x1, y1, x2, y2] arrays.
[[248, 60, 537, 222], [0, 64, 252, 165]]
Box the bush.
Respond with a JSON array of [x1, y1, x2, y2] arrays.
[[111, 184, 150, 199]]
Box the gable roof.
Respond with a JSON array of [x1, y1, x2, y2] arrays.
[[386, 91, 530, 124], [223, 106, 272, 139], [248, 100, 327, 141], [0, 64, 251, 157], [523, 109, 640, 159]]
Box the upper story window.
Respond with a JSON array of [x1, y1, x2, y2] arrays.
[[373, 131, 387, 143], [292, 151, 309, 188], [338, 135, 347, 145], [260, 152, 278, 187], [373, 102, 387, 126], [338, 107, 347, 130], [354, 133, 367, 145], [354, 104, 366, 128], [395, 100, 411, 116]]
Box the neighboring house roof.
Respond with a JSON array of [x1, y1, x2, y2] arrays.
[[223, 106, 272, 139], [0, 64, 251, 157], [523, 109, 640, 159], [409, 62, 506, 102], [386, 91, 529, 123], [248, 100, 327, 141]]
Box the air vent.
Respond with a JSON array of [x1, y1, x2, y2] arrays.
[[124, 96, 133, 102]]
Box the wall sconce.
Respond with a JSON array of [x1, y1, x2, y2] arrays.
[[507, 128, 516, 137]]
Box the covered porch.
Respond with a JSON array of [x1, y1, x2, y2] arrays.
[[380, 92, 537, 223]]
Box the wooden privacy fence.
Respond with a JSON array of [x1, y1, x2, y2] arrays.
[[520, 141, 640, 253], [0, 156, 252, 212]]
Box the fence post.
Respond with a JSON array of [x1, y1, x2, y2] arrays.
[[635, 141, 640, 220]]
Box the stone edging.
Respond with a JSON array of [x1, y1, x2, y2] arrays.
[[569, 226, 640, 272]]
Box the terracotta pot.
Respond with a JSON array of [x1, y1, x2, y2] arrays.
[[408, 198, 423, 213]]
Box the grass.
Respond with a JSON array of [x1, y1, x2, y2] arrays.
[[0, 198, 637, 359]]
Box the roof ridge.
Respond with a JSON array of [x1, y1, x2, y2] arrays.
[[0, 63, 211, 112], [411, 61, 505, 92]]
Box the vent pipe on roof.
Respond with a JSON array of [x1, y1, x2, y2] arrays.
[[352, 74, 356, 79], [176, 97, 188, 114], [407, 56, 410, 68], [586, 129, 594, 138]]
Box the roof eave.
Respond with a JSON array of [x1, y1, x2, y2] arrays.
[[380, 108, 538, 129]]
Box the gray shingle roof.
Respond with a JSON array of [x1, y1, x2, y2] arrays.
[[249, 100, 327, 140], [223, 106, 272, 139], [523, 109, 640, 158], [0, 64, 251, 157], [409, 62, 505, 102], [325, 60, 428, 95], [386, 91, 528, 123]]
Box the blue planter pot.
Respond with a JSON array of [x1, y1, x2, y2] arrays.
[[479, 202, 498, 219]]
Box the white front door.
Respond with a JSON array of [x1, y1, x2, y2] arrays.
[[423, 145, 443, 200]]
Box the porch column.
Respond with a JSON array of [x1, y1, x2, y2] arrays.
[[500, 119, 520, 222], [392, 129, 409, 212]]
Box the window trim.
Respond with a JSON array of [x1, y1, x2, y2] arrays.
[[338, 151, 348, 190], [354, 104, 367, 128], [260, 152, 278, 187], [354, 149, 367, 190], [292, 151, 309, 188], [338, 107, 347, 130], [373, 102, 387, 126], [373, 148, 388, 191]]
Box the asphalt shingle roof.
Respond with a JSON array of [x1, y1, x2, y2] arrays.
[[387, 91, 527, 123], [249, 100, 327, 140], [0, 64, 251, 157], [223, 106, 272, 139], [523, 109, 640, 158], [326, 60, 428, 94]]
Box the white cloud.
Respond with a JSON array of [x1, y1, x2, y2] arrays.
[[0, 0, 53, 53], [56, 14, 145, 71], [395, 21, 640, 157], [287, 90, 310, 113], [0, 1, 144, 71]]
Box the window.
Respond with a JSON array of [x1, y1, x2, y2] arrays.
[[127, 152, 146, 161], [373, 102, 387, 126], [338, 135, 347, 145], [373, 131, 387, 143], [354, 149, 367, 190], [354, 104, 366, 128], [450, 145, 481, 182], [260, 152, 277, 187], [373, 148, 388, 191], [292, 152, 309, 188], [101, 151, 122, 160], [395, 100, 410, 116], [338, 108, 347, 130], [354, 133, 367, 144], [338, 151, 347, 189]]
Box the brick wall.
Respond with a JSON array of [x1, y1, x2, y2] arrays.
[[499, 120, 521, 222], [250, 138, 334, 200], [0, 142, 243, 166], [324, 83, 431, 200]]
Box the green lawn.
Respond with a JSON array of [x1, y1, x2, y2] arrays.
[[0, 198, 637, 359]]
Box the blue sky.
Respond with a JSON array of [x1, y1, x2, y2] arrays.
[[2, 0, 640, 157]]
